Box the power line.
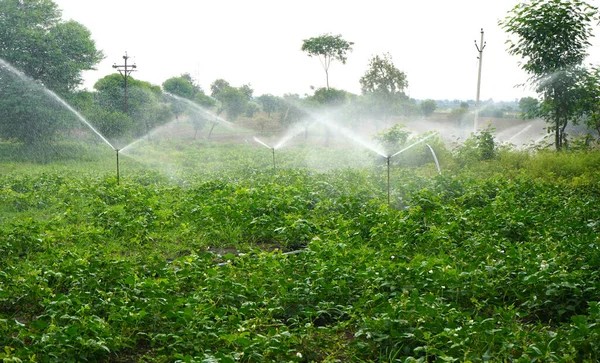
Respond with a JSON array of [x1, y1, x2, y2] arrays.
[[474, 29, 486, 133], [112, 52, 137, 115]]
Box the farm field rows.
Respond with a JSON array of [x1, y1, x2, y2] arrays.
[[2, 141, 600, 362]]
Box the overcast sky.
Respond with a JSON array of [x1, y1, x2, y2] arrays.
[[52, 0, 600, 102]]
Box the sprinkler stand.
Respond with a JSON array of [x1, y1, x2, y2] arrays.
[[116, 149, 120, 185], [272, 148, 276, 169], [387, 156, 391, 205]]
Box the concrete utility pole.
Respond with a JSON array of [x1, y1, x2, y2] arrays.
[[474, 29, 486, 133], [112, 52, 137, 114]]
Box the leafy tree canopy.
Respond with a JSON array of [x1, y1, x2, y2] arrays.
[[93, 74, 170, 137], [518, 97, 539, 119], [310, 87, 348, 107], [239, 84, 254, 101], [420, 99, 437, 117], [500, 0, 599, 150], [162, 76, 195, 99], [359, 53, 409, 121], [0, 0, 104, 94], [257, 94, 282, 117], [360, 53, 408, 96], [217, 87, 247, 121], [502, 0, 597, 79], [302, 33, 353, 90], [0, 0, 104, 146], [210, 79, 231, 98]]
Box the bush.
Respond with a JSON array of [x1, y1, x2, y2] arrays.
[[453, 127, 497, 165]]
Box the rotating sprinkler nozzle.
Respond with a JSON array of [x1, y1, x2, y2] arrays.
[[253, 136, 276, 169], [385, 134, 436, 205]]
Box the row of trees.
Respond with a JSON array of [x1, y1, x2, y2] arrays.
[[0, 0, 423, 147], [3, 0, 600, 151]]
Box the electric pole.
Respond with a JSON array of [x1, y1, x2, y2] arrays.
[[112, 52, 137, 115], [474, 29, 486, 133]]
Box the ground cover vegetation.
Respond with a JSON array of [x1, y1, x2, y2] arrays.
[[1, 135, 600, 362]]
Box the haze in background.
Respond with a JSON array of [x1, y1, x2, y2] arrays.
[[52, 0, 600, 101]]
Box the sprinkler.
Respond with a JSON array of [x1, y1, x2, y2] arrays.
[[115, 148, 120, 185], [386, 156, 391, 204], [385, 134, 436, 205], [253, 136, 276, 169]]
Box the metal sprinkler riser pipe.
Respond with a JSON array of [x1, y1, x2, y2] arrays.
[[115, 149, 120, 185], [386, 156, 391, 205]]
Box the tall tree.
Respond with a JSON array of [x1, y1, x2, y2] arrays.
[[162, 76, 195, 99], [360, 53, 409, 121], [0, 65, 73, 145], [0, 0, 103, 94], [218, 87, 247, 121], [94, 74, 172, 137], [209, 79, 250, 120], [301, 33, 353, 90], [162, 75, 196, 120], [310, 87, 348, 107], [420, 99, 437, 117], [500, 0, 598, 150], [257, 94, 282, 117], [239, 84, 254, 101], [0, 0, 104, 145], [518, 97, 539, 119], [210, 79, 231, 98]]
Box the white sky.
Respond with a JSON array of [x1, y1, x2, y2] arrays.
[[52, 0, 600, 102]]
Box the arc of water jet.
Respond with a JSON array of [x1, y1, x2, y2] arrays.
[[385, 134, 436, 206], [274, 122, 312, 150], [507, 124, 532, 142], [535, 133, 552, 144], [278, 98, 388, 157], [253, 137, 276, 169], [315, 118, 387, 157], [426, 144, 441, 174], [1, 58, 117, 151], [166, 93, 235, 129], [390, 134, 435, 158], [253, 136, 273, 149], [119, 136, 147, 153]]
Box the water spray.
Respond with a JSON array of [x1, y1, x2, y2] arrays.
[[253, 136, 276, 169], [507, 124, 532, 143], [1, 58, 117, 151], [385, 134, 436, 205], [426, 144, 442, 175]]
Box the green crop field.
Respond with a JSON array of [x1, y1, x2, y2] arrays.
[[2, 136, 600, 363]]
